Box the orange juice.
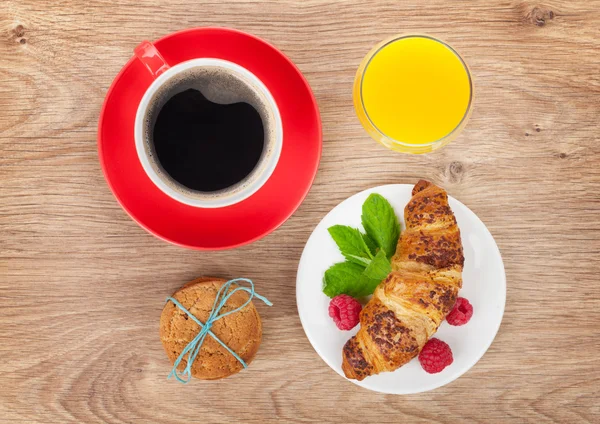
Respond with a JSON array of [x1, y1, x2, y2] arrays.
[[354, 35, 472, 153]]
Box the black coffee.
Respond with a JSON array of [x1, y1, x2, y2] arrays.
[[152, 88, 264, 192]]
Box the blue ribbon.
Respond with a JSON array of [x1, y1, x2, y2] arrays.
[[165, 278, 272, 384]]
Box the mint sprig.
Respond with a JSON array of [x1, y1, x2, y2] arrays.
[[322, 193, 400, 298]]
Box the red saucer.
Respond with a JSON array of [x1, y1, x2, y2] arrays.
[[98, 28, 322, 249]]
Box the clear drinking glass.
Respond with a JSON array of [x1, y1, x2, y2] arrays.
[[353, 34, 473, 154]]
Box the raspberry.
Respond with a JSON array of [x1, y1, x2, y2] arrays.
[[446, 297, 473, 326], [419, 338, 453, 374], [329, 294, 362, 330]]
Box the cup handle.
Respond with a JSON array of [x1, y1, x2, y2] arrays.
[[134, 40, 170, 79]]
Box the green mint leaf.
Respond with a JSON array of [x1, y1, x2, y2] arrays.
[[345, 254, 371, 266], [362, 250, 391, 281], [328, 225, 373, 262], [361, 233, 378, 256], [354, 273, 382, 297], [323, 261, 364, 298], [361, 193, 400, 259], [322, 261, 381, 298]]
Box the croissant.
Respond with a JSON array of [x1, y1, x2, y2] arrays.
[[342, 180, 464, 380]]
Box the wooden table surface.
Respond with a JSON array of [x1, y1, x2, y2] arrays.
[[2, 0, 600, 422]]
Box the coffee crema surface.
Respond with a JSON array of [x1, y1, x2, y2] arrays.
[[142, 65, 277, 196], [153, 89, 264, 192]]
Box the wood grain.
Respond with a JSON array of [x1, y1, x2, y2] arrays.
[[1, 0, 599, 422]]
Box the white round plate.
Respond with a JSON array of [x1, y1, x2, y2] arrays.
[[296, 184, 506, 394]]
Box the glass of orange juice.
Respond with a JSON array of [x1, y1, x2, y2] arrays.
[[353, 34, 473, 154]]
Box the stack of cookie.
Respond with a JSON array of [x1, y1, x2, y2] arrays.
[[160, 277, 265, 380]]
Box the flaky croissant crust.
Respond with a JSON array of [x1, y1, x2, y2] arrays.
[[342, 181, 464, 380]]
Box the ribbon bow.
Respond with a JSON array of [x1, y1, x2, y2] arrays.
[[165, 278, 272, 383]]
